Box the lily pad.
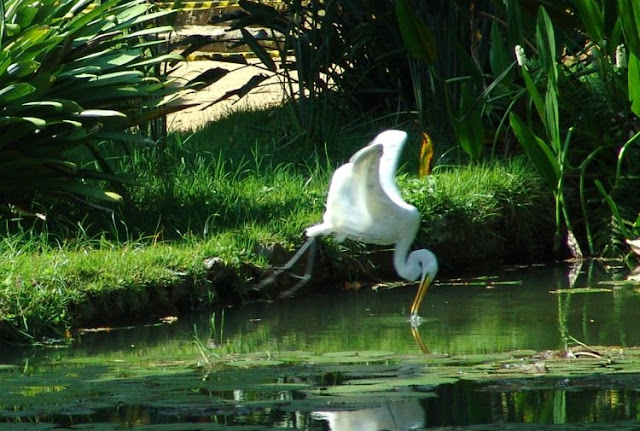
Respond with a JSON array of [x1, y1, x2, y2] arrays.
[[225, 358, 284, 367], [310, 351, 396, 364], [0, 424, 58, 430], [320, 350, 396, 358], [549, 287, 612, 294]]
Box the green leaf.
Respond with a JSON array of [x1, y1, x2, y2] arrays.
[[240, 28, 276, 72], [74, 87, 147, 102], [6, 60, 40, 78], [66, 1, 137, 37], [544, 79, 561, 151], [11, 100, 81, 117], [48, 180, 123, 203], [521, 66, 545, 123], [4, 24, 20, 37], [536, 7, 558, 81], [21, 116, 47, 128], [455, 84, 484, 161], [628, 52, 640, 117], [80, 71, 145, 88], [0, 53, 12, 75], [127, 26, 176, 39], [6, 25, 53, 55], [127, 103, 197, 126], [69, 0, 97, 16], [509, 112, 560, 189], [618, 0, 640, 57], [78, 109, 127, 118], [130, 53, 183, 68], [505, 0, 524, 45], [114, 10, 176, 34], [0, 83, 36, 103], [595, 179, 631, 239], [0, 118, 41, 147], [489, 22, 511, 79], [57, 65, 101, 78], [394, 0, 436, 63], [0, 0, 197, 207], [20, 99, 79, 110], [76, 109, 128, 129], [14, 3, 39, 29], [69, 50, 140, 72]]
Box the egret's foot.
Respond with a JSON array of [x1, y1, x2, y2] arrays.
[[409, 312, 424, 328]]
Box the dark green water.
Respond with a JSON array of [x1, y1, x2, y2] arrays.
[[3, 263, 640, 430]]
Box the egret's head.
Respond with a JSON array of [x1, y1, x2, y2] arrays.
[[406, 249, 438, 282]]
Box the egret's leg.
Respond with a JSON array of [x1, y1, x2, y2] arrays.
[[279, 237, 317, 298], [254, 237, 316, 293], [409, 275, 432, 317]]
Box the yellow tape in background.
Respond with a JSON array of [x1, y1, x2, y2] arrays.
[[153, 1, 232, 11], [153, 0, 280, 11]]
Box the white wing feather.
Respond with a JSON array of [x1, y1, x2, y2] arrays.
[[371, 130, 410, 210], [306, 144, 382, 241], [306, 130, 415, 246]]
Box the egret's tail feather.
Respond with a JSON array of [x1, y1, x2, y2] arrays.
[[305, 223, 332, 238]]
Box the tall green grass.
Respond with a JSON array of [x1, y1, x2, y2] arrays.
[[0, 191, 319, 344], [405, 159, 554, 270], [0, 107, 553, 344], [0, 108, 333, 342]]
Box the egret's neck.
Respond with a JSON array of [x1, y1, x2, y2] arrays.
[[393, 226, 420, 281]]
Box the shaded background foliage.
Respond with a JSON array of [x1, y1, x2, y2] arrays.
[[2, 0, 640, 260], [214, 0, 640, 259], [0, 0, 196, 210]]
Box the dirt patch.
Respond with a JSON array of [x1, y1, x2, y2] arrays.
[[167, 26, 286, 131]]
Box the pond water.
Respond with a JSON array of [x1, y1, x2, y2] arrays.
[[3, 262, 640, 430]]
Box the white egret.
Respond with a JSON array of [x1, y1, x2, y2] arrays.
[[258, 130, 438, 323]]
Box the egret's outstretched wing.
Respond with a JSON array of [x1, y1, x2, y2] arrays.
[[307, 130, 412, 245], [371, 130, 409, 209], [306, 143, 383, 242], [350, 130, 415, 245], [350, 141, 383, 217]]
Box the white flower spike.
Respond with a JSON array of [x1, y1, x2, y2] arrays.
[[515, 45, 527, 68]]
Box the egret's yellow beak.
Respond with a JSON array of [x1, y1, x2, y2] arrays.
[[410, 275, 432, 316]]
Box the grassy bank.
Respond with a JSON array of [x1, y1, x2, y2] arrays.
[[0, 108, 554, 345]]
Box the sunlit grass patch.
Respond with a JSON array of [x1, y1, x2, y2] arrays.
[[404, 159, 554, 270], [0, 106, 554, 343], [0, 237, 205, 342]]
